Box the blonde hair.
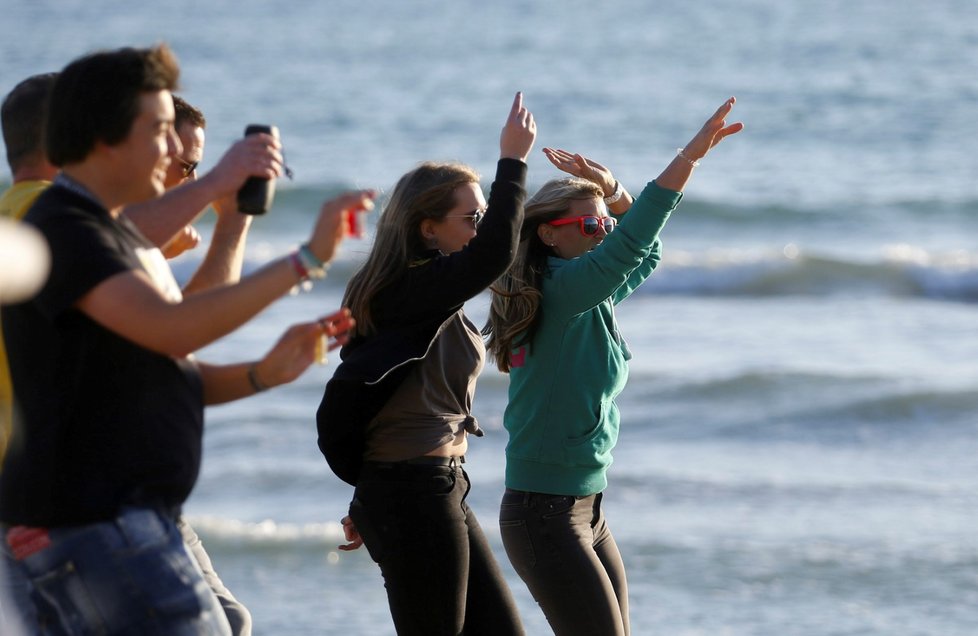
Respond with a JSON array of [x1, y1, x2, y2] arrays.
[[484, 177, 604, 372], [344, 161, 480, 336]]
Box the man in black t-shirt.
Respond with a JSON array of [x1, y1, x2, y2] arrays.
[[0, 44, 371, 634]]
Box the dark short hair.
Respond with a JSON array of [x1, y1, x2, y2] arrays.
[[46, 44, 180, 166], [1, 73, 58, 173], [172, 95, 206, 130]]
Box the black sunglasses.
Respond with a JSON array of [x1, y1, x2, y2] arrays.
[[445, 209, 485, 227], [175, 156, 198, 178]]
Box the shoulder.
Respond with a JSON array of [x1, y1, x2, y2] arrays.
[[0, 180, 51, 220]]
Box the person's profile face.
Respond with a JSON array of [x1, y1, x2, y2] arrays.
[[424, 182, 486, 255], [164, 121, 205, 189], [113, 90, 179, 204], [539, 196, 610, 259]]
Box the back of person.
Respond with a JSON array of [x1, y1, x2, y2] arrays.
[[0, 73, 58, 468]]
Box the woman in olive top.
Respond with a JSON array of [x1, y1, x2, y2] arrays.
[[318, 93, 536, 636], [485, 98, 743, 636]]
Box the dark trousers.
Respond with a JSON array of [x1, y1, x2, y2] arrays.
[[499, 489, 629, 636], [349, 461, 524, 636]]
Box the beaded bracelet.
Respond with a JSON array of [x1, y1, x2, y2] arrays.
[[603, 180, 624, 205], [676, 148, 701, 167], [297, 244, 328, 280]]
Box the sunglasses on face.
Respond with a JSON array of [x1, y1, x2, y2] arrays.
[[445, 209, 485, 227], [547, 214, 617, 237], [175, 156, 198, 178]]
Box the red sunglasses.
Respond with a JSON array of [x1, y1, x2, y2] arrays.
[[547, 215, 617, 237]]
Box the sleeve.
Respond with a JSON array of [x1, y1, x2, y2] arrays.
[[611, 238, 663, 305], [543, 181, 682, 319], [31, 207, 134, 320]]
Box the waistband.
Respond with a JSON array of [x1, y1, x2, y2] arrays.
[[366, 455, 465, 468]]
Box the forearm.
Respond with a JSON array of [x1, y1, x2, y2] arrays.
[[79, 255, 302, 359], [182, 212, 253, 295], [123, 176, 223, 247], [651, 155, 697, 193], [162, 258, 299, 355], [198, 360, 264, 405]]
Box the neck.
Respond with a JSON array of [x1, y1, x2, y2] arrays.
[[11, 160, 58, 184], [60, 164, 122, 216]]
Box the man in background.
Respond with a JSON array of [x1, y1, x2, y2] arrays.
[[0, 73, 59, 464]]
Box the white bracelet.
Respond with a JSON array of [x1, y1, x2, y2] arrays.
[[676, 148, 701, 167], [603, 180, 624, 205]]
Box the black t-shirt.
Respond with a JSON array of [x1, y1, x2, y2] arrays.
[[0, 184, 204, 526]]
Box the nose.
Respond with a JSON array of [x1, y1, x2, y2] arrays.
[[167, 127, 183, 159]]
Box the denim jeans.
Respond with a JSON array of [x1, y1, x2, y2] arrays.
[[499, 489, 629, 636], [3, 507, 232, 636], [349, 460, 524, 636], [1, 540, 33, 636]]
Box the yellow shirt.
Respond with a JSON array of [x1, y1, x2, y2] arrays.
[[0, 180, 50, 464]]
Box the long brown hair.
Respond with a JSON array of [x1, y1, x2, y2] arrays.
[[484, 177, 603, 372], [343, 161, 480, 336]]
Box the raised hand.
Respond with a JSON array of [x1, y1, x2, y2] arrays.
[[202, 132, 284, 198], [680, 97, 744, 162], [500, 92, 537, 162], [252, 309, 356, 389], [542, 148, 618, 198], [160, 224, 201, 259], [306, 190, 376, 264]]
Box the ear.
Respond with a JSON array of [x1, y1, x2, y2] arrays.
[[536, 223, 554, 246], [420, 218, 437, 241]]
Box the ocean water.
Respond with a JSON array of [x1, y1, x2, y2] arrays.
[[3, 0, 978, 634]]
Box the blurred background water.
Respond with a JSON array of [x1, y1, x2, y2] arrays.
[[2, 0, 977, 633]]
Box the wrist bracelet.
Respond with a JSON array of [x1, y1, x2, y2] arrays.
[[289, 252, 308, 280], [247, 364, 269, 393], [603, 180, 624, 205], [298, 244, 328, 280], [676, 148, 701, 167]]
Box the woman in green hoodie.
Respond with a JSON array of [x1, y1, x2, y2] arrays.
[[484, 98, 743, 636]]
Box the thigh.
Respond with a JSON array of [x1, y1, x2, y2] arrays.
[[499, 490, 626, 636], [458, 487, 524, 636], [1, 539, 39, 636], [591, 496, 629, 635], [16, 510, 231, 636], [350, 465, 469, 635]]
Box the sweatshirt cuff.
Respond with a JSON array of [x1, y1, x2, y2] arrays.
[[645, 180, 684, 209], [496, 158, 528, 185]]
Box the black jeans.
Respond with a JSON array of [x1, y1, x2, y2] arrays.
[[349, 460, 524, 636], [499, 489, 629, 636]]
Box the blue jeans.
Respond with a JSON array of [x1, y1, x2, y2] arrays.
[[1, 540, 33, 636], [499, 489, 629, 636], [3, 508, 231, 635], [350, 459, 524, 635]]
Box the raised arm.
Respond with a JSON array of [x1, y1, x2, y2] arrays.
[[654, 97, 743, 192], [123, 132, 282, 247], [199, 308, 355, 405], [379, 93, 536, 321], [77, 191, 375, 358], [181, 194, 253, 295], [542, 148, 634, 215]]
